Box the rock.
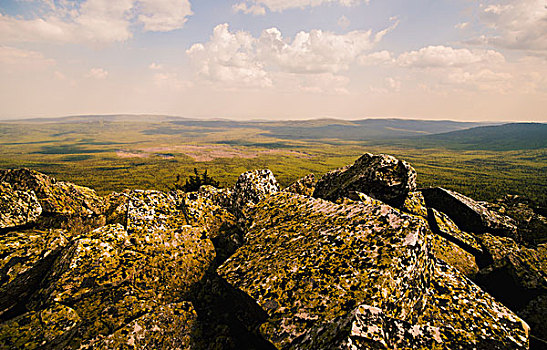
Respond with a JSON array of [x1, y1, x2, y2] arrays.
[[475, 234, 547, 310], [231, 169, 279, 222], [0, 169, 106, 232], [219, 191, 529, 349], [22, 222, 213, 348], [422, 187, 519, 240], [219, 191, 433, 348], [0, 169, 105, 217], [0, 182, 42, 229], [284, 174, 317, 197], [0, 304, 80, 349], [198, 185, 233, 209], [292, 257, 530, 349], [313, 153, 417, 207], [401, 191, 428, 218], [519, 295, 547, 346], [429, 233, 479, 278], [0, 229, 69, 319], [484, 194, 547, 245], [103, 191, 129, 226], [427, 208, 483, 256], [179, 189, 243, 263], [83, 302, 197, 349]]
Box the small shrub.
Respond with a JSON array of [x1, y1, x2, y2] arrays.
[[174, 168, 221, 192]]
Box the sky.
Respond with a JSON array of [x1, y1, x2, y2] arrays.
[[0, 0, 546, 121]]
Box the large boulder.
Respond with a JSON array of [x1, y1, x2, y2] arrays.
[[292, 259, 529, 349], [219, 191, 431, 348], [483, 194, 547, 245], [313, 153, 417, 207], [0, 188, 217, 349], [475, 234, 547, 343], [0, 169, 105, 231], [0, 182, 42, 229], [219, 191, 529, 348], [475, 234, 546, 309], [284, 174, 317, 197], [0, 229, 69, 319], [422, 187, 518, 240], [231, 169, 279, 223]]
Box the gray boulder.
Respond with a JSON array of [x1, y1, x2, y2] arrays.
[[313, 153, 417, 207]]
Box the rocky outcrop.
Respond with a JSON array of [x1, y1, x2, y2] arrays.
[[483, 195, 547, 245], [313, 153, 417, 207], [0, 182, 42, 229], [231, 169, 279, 226], [284, 173, 316, 197], [0, 169, 105, 231], [218, 191, 529, 349], [422, 187, 519, 240], [0, 154, 542, 349]]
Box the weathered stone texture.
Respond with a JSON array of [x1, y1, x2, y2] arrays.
[[313, 153, 417, 207]]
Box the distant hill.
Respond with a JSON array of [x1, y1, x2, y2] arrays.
[[404, 123, 547, 151], [168, 118, 491, 140], [1, 115, 492, 141]]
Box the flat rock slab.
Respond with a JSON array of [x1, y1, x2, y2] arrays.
[[218, 192, 431, 348], [422, 187, 518, 240], [291, 259, 529, 349]]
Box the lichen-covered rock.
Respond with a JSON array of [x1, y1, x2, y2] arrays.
[[0, 229, 69, 318], [474, 234, 547, 347], [292, 256, 531, 350], [313, 153, 417, 207], [231, 169, 279, 222], [0, 169, 105, 218], [428, 208, 483, 256], [0, 169, 106, 232], [401, 191, 428, 218], [0, 182, 42, 229], [422, 187, 519, 240], [475, 234, 547, 310], [429, 233, 479, 277], [0, 304, 80, 349], [15, 222, 214, 348], [84, 302, 197, 349], [418, 258, 529, 349], [198, 185, 233, 209], [219, 191, 432, 348], [179, 189, 242, 263], [103, 191, 129, 226], [483, 194, 547, 245], [284, 174, 317, 197]]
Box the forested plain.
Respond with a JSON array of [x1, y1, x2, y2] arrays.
[[0, 116, 545, 208]]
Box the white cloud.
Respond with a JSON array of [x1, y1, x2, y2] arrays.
[[337, 15, 351, 29], [236, 0, 370, 13], [233, 2, 267, 15], [0, 0, 193, 45], [0, 46, 55, 71], [137, 0, 193, 32], [455, 22, 469, 30], [85, 68, 109, 79], [478, 0, 547, 52], [358, 50, 393, 65], [397, 45, 505, 68], [385, 77, 401, 92], [186, 22, 392, 90], [186, 24, 271, 88]]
